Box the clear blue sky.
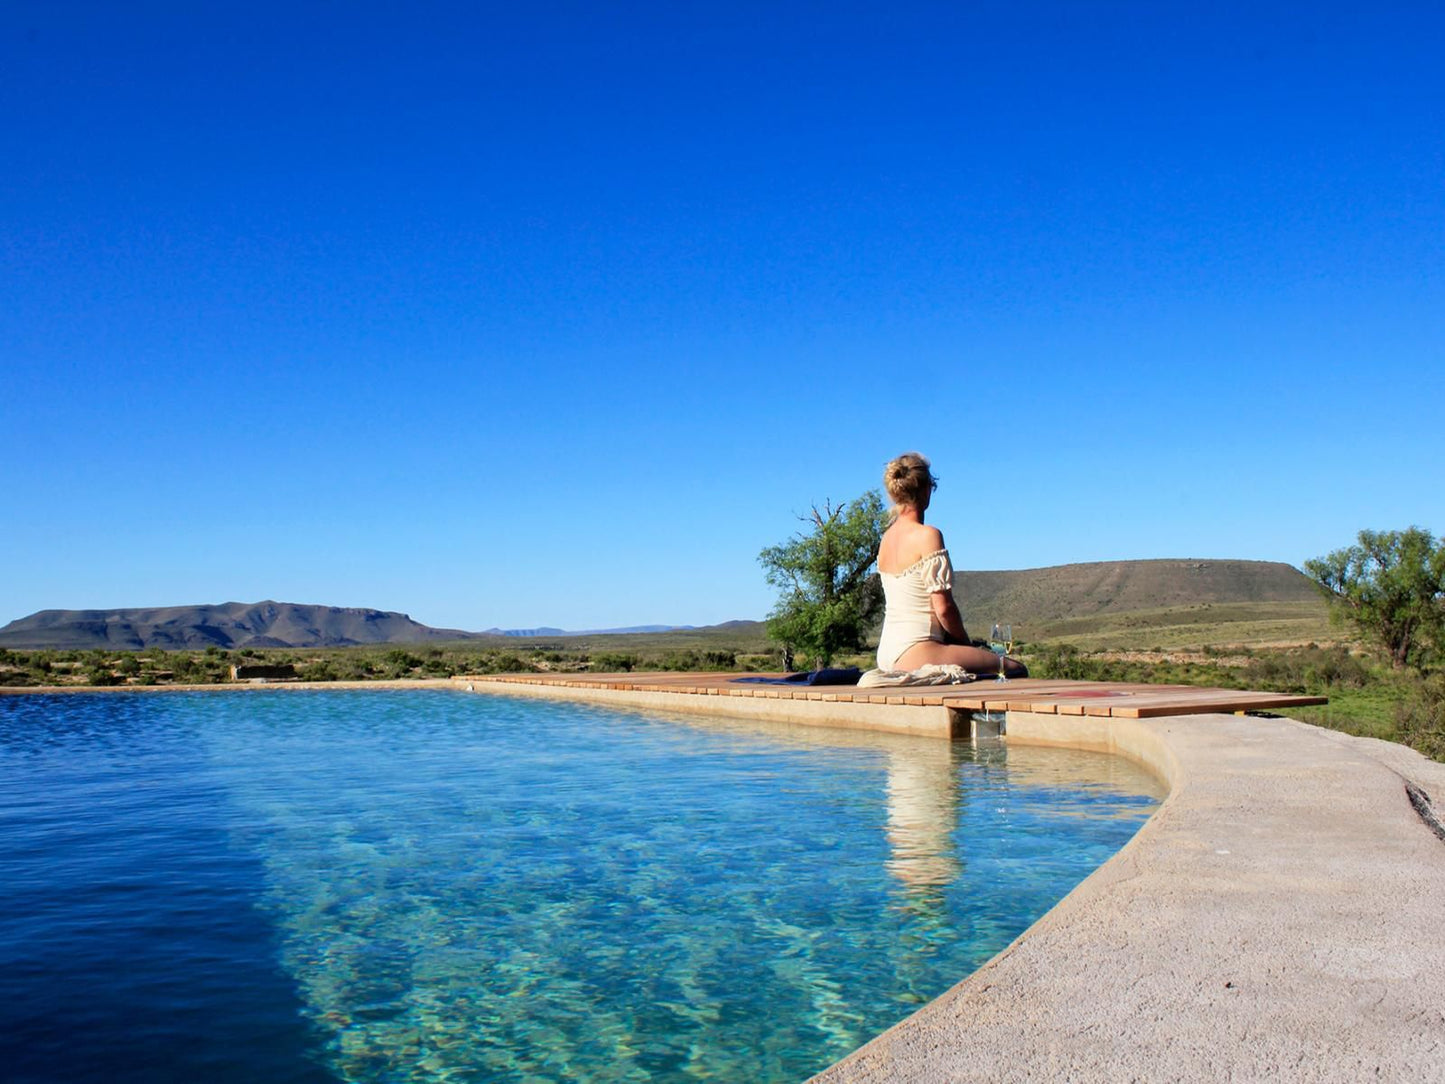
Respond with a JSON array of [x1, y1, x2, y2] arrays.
[[4, 2, 1442, 631]]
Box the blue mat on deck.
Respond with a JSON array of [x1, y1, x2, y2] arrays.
[[730, 667, 862, 686]]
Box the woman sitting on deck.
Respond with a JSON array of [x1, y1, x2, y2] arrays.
[[875, 452, 1028, 678]]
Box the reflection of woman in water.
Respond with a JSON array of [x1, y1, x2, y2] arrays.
[[884, 744, 962, 892], [875, 452, 1028, 677]]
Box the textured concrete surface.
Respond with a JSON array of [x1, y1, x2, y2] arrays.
[[812, 713, 1445, 1083]]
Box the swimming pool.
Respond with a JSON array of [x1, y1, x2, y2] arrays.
[[0, 690, 1163, 1083]]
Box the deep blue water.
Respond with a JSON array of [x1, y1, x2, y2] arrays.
[[0, 690, 1163, 1083]]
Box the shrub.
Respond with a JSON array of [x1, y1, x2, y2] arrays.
[[1242, 646, 1373, 694], [1395, 675, 1445, 762], [591, 653, 638, 672], [1030, 644, 1095, 681], [735, 652, 779, 672]]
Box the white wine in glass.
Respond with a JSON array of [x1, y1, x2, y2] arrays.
[[992, 623, 1010, 682]]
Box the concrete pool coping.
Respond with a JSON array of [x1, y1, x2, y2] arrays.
[[458, 674, 1445, 1082]]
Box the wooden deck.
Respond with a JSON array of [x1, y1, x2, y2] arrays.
[[469, 672, 1326, 719]]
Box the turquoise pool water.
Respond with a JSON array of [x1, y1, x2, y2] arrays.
[[0, 690, 1163, 1083]]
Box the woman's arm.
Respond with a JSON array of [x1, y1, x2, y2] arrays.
[[930, 590, 970, 644]]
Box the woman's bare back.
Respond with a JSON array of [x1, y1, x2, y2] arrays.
[[877, 519, 945, 575]]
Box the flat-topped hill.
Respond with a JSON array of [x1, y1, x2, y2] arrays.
[[947, 559, 1331, 650], [0, 602, 481, 650], [952, 558, 1320, 625]]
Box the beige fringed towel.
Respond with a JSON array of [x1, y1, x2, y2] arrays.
[[856, 663, 978, 688]]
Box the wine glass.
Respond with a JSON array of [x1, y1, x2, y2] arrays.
[[991, 623, 1011, 683]]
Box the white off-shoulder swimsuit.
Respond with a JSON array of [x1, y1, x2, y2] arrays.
[[875, 549, 954, 671]]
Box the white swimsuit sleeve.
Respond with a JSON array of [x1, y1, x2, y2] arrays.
[[920, 551, 953, 593]]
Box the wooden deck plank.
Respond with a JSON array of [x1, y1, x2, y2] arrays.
[[1119, 694, 1329, 719], [462, 672, 1326, 720]]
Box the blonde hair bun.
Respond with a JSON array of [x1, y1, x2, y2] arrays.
[[884, 452, 934, 510]]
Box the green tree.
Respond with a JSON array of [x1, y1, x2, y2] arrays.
[[759, 491, 889, 668], [1304, 527, 1445, 671]]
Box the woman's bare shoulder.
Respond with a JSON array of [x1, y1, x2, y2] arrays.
[[879, 521, 947, 572], [917, 524, 945, 551]]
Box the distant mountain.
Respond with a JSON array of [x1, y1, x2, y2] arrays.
[[0, 603, 710, 651], [0, 602, 483, 650], [0, 559, 1319, 651], [481, 624, 696, 637], [951, 559, 1320, 626], [578, 624, 696, 635]]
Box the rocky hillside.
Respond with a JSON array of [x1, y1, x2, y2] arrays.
[[951, 559, 1320, 626]]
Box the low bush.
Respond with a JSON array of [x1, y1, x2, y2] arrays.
[[1241, 645, 1372, 694], [591, 653, 638, 672], [1396, 675, 1445, 761], [658, 650, 737, 672], [734, 653, 779, 672], [484, 653, 531, 674], [304, 660, 341, 682]]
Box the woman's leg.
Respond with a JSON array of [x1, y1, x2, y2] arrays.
[[894, 639, 1029, 678]]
